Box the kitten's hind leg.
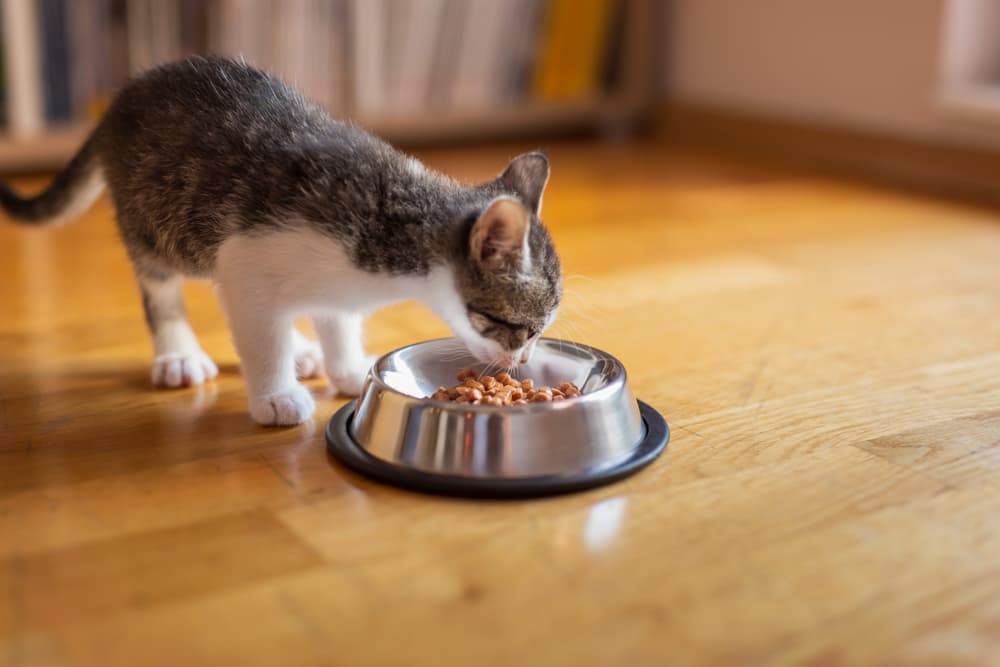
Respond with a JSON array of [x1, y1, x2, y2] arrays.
[[291, 327, 324, 379], [314, 312, 376, 396], [138, 272, 219, 388]]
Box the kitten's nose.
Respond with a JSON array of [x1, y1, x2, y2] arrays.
[[519, 339, 538, 364]]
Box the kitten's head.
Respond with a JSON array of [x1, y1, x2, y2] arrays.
[[450, 152, 562, 367]]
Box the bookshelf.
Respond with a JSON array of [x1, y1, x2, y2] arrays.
[[0, 0, 656, 173]]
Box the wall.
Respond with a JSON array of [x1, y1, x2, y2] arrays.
[[661, 0, 1000, 149]]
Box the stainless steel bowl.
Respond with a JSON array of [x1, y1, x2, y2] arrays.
[[325, 338, 669, 497]]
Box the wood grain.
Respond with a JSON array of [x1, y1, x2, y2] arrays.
[[2, 140, 1000, 666]]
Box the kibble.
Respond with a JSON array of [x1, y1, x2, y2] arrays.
[[429, 369, 582, 406]]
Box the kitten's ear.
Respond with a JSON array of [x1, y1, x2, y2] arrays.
[[497, 152, 549, 215], [470, 197, 531, 272]]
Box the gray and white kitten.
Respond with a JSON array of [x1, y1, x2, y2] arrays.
[[0, 56, 562, 426]]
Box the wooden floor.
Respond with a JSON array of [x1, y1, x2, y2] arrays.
[[2, 140, 1000, 666]]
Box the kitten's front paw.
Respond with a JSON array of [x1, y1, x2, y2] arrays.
[[293, 338, 325, 379], [249, 384, 316, 426], [327, 355, 376, 397], [152, 351, 219, 388]]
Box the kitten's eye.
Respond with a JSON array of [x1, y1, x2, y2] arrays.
[[467, 305, 535, 342]]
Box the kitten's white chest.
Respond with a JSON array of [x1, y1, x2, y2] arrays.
[[215, 226, 460, 316]]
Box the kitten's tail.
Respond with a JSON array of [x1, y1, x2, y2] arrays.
[[0, 135, 105, 227]]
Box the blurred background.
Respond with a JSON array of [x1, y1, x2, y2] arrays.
[[0, 0, 657, 170], [1, 0, 1000, 200]]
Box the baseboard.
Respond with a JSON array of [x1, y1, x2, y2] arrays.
[[658, 104, 1000, 206]]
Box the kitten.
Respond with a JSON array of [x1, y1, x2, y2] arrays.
[[0, 56, 562, 426]]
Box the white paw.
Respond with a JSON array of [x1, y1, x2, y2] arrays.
[[152, 351, 219, 388], [249, 384, 316, 426], [327, 355, 376, 397], [293, 338, 324, 379]]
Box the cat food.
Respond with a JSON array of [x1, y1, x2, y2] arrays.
[[430, 369, 581, 406]]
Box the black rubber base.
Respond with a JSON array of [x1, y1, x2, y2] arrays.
[[325, 400, 670, 499]]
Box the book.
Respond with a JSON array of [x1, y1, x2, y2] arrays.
[[39, 0, 72, 123], [502, 0, 545, 101], [70, 0, 100, 119], [1, 0, 45, 136], [0, 0, 631, 146], [126, 0, 154, 74], [206, 0, 223, 53], [451, 0, 541, 109], [0, 33, 5, 127], [150, 0, 180, 64], [305, 0, 327, 109], [565, 0, 617, 99], [351, 0, 386, 115], [532, 0, 616, 100], [178, 0, 208, 58], [273, 0, 311, 86], [427, 0, 466, 110], [212, 0, 272, 69], [382, 0, 411, 111], [600, 0, 626, 92], [309, 0, 348, 115], [447, 0, 496, 109], [394, 0, 445, 112], [108, 0, 130, 89], [330, 0, 350, 114]]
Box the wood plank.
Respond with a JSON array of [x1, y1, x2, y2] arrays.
[[0, 510, 321, 638], [0, 450, 346, 558], [858, 411, 1000, 491], [18, 485, 997, 667]]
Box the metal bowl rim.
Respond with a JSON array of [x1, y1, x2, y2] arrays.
[[365, 336, 631, 414]]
